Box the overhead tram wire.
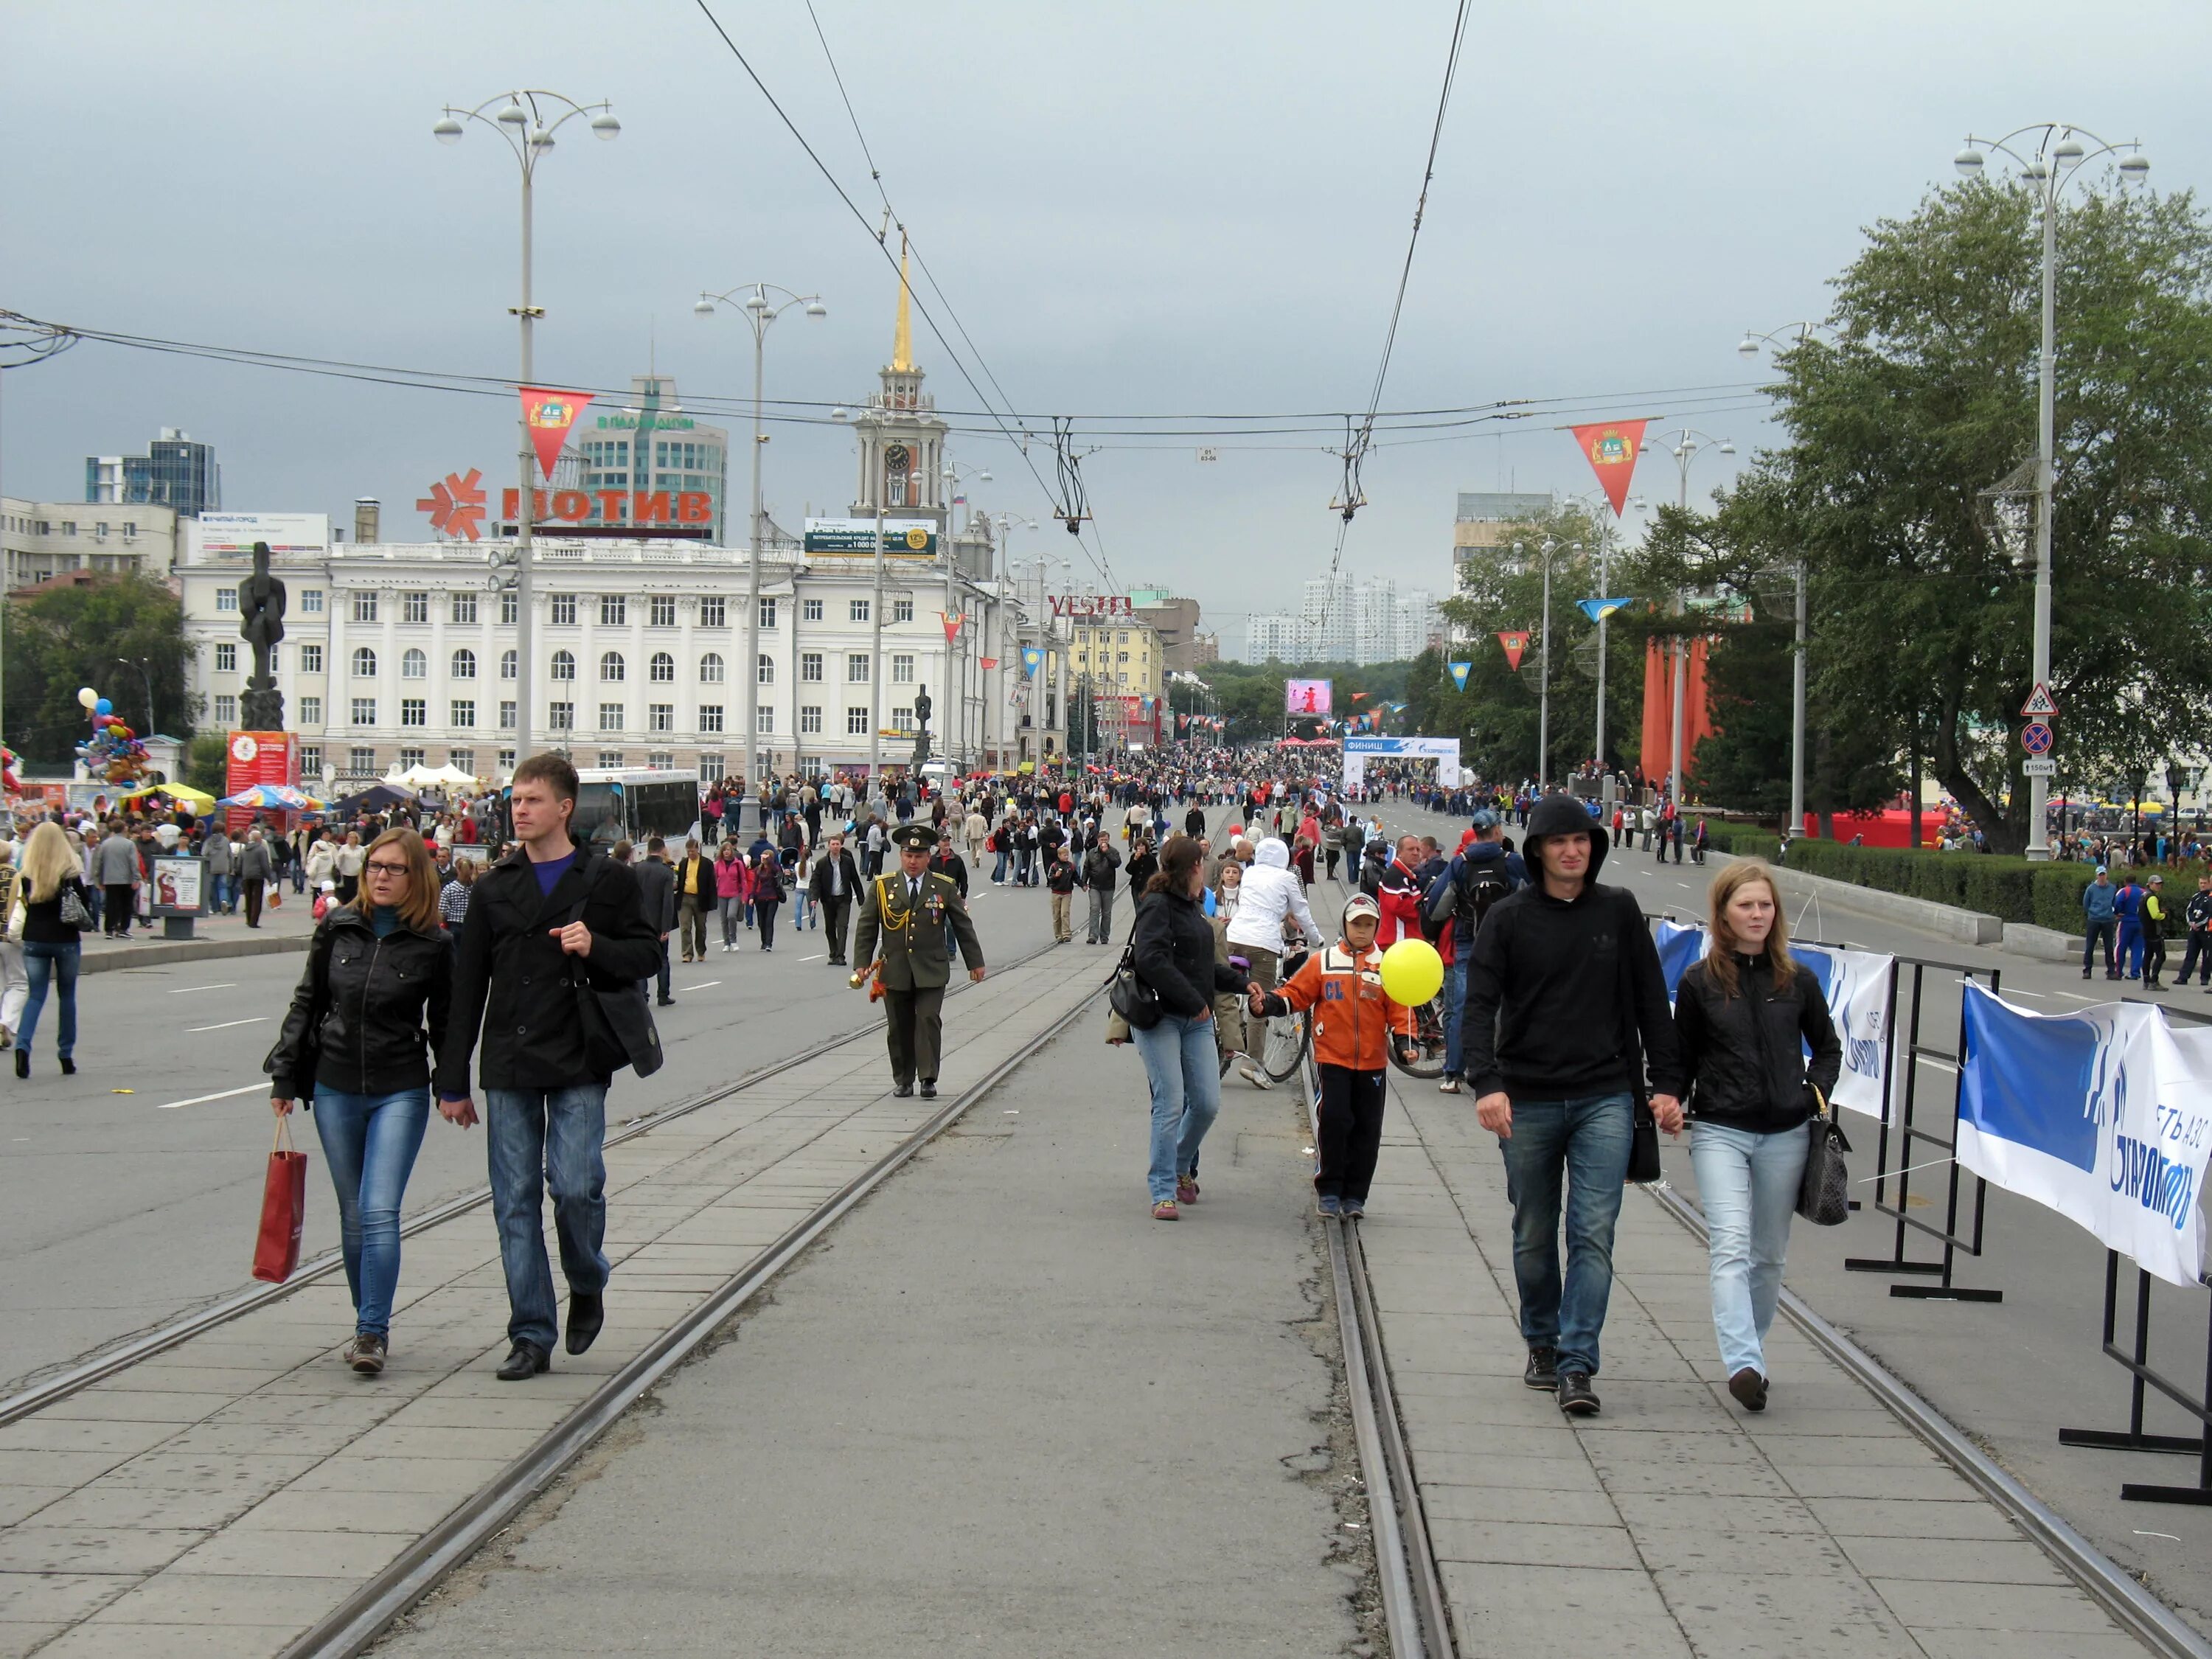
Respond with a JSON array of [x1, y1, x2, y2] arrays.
[[688, 0, 1116, 584]]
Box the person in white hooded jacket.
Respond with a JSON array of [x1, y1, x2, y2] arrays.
[[1222, 837, 1321, 1089]]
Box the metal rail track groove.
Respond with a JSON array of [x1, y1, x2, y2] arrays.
[[280, 970, 1104, 1658], [1647, 1183, 2212, 1659], [0, 940, 1058, 1428]]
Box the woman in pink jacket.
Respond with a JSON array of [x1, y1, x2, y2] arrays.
[[713, 839, 752, 953]]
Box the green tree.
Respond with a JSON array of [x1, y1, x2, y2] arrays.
[[3, 576, 198, 768], [184, 733, 229, 796], [1742, 177, 2212, 852]]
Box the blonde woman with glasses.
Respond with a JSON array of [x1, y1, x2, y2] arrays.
[[265, 829, 456, 1375]]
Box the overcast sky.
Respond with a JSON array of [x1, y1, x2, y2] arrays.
[[4, 1, 2205, 651]]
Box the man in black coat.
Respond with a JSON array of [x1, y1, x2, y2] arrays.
[[435, 753, 662, 1381], [633, 837, 678, 1006], [808, 828, 863, 967]]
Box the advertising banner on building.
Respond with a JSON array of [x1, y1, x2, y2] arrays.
[[1285, 678, 1332, 716], [1958, 985, 2212, 1287], [802, 518, 938, 557], [1655, 922, 1897, 1122], [1568, 418, 1650, 517], [521, 387, 594, 481], [189, 514, 332, 558]]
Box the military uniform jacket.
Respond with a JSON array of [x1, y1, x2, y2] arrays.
[[852, 869, 983, 991]]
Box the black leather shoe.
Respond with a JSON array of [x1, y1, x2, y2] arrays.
[[1523, 1344, 1559, 1391], [892, 1080, 914, 1098], [919, 1079, 938, 1099], [655, 998, 677, 1007], [495, 1340, 550, 1381], [12, 1050, 24, 1079], [565, 1293, 604, 1355], [1558, 1371, 1600, 1416], [1728, 1366, 1767, 1413]]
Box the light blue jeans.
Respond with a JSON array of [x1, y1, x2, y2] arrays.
[[1499, 1093, 1633, 1377], [1441, 957, 1467, 1077], [310, 1088, 431, 1338], [1689, 1120, 1809, 1378], [1133, 1012, 1221, 1203], [486, 1085, 610, 1353]]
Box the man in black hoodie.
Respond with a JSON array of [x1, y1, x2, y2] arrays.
[[1459, 793, 1684, 1416]]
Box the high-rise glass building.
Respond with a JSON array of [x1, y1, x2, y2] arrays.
[[86, 428, 221, 517], [575, 375, 729, 541]]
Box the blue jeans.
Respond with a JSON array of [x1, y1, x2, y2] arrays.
[[210, 872, 231, 912], [1133, 1012, 1221, 1203], [993, 849, 1009, 882], [486, 1085, 611, 1352], [1498, 1093, 1634, 1377], [18, 941, 78, 1059], [310, 1089, 431, 1338], [2084, 917, 2116, 975], [1689, 1121, 1808, 1378], [1441, 957, 1467, 1077]]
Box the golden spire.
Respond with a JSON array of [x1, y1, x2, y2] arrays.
[[891, 230, 914, 373]]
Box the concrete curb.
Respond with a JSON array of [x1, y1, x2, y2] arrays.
[[1704, 850, 2004, 945], [2002, 921, 2084, 963], [76, 933, 311, 975]]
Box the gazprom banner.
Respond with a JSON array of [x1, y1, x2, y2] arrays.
[[1654, 922, 1896, 1121], [1958, 987, 2211, 1287], [1341, 735, 1463, 789]]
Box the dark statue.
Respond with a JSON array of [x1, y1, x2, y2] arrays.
[[237, 540, 287, 730], [911, 685, 932, 769]]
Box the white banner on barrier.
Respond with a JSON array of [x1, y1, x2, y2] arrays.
[[1654, 921, 1897, 1121], [1958, 986, 2211, 1289]]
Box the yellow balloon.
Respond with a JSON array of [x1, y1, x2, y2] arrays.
[[1380, 937, 1444, 1006]]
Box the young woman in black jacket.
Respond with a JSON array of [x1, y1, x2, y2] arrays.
[[265, 829, 455, 1375], [1130, 835, 1248, 1220], [1673, 860, 1842, 1413]]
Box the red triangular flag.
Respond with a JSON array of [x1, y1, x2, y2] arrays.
[[1498, 630, 1529, 671], [1568, 419, 1649, 517], [940, 611, 962, 642], [521, 386, 594, 482]]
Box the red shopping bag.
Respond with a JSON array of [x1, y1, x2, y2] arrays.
[[251, 1116, 310, 1283]]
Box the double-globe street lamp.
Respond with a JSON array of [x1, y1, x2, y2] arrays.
[[434, 91, 620, 765], [940, 460, 993, 773], [1512, 537, 1581, 793], [984, 512, 1038, 769], [695, 284, 827, 795], [1954, 125, 2149, 860], [1646, 428, 1736, 810]]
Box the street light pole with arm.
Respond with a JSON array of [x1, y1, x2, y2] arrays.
[[1646, 427, 1736, 810], [1954, 125, 2149, 859], [940, 462, 993, 774], [695, 283, 827, 795], [433, 91, 620, 767]]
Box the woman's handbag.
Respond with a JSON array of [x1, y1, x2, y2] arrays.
[[59, 883, 92, 931], [1107, 941, 1164, 1032], [1796, 1086, 1853, 1225], [1627, 1100, 1663, 1185], [251, 1116, 310, 1284]]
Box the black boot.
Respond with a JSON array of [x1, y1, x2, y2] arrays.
[[13, 1050, 25, 1079]]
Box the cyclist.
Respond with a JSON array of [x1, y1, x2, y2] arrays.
[[1222, 838, 1320, 1091]]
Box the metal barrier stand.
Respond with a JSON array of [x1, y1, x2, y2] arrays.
[[2058, 1250, 2212, 1506], [1843, 956, 2004, 1301]]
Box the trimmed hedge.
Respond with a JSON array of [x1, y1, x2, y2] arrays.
[[1693, 825, 2108, 930]]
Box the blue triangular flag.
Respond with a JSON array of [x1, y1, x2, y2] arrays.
[[1577, 597, 1635, 625], [1447, 661, 1472, 692]]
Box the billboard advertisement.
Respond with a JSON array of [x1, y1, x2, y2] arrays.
[[803, 518, 938, 558], [1285, 678, 1333, 716], [189, 514, 332, 560], [224, 731, 299, 832]]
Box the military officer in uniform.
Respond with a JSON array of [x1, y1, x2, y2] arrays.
[[851, 823, 985, 1099]]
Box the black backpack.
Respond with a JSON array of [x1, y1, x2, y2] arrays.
[[1427, 851, 1511, 945]]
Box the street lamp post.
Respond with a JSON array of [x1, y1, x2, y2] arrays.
[[1646, 427, 1737, 810], [434, 91, 621, 766], [695, 284, 826, 796], [940, 462, 992, 776], [1954, 125, 2149, 860]]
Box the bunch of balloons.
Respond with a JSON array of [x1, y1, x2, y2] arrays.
[[74, 686, 149, 785]]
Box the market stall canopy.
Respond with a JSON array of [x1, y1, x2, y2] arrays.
[[122, 781, 217, 808], [217, 784, 324, 811], [330, 782, 419, 815], [392, 763, 477, 790]]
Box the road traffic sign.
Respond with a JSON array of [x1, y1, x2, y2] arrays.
[[2022, 681, 2059, 717], [2023, 757, 2056, 777], [2021, 720, 2054, 756]]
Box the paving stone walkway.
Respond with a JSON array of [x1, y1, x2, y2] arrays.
[[1358, 1079, 2159, 1659], [0, 949, 1101, 1659]]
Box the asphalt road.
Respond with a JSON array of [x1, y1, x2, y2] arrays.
[[1362, 793, 2212, 1638], [0, 863, 1066, 1397]]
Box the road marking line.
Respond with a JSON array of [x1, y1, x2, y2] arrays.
[[167, 983, 237, 995], [156, 1082, 264, 1110], [799, 955, 824, 962], [686, 980, 722, 991], [187, 1018, 268, 1033]]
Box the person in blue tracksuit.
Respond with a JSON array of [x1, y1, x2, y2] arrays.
[[2113, 872, 2147, 981]]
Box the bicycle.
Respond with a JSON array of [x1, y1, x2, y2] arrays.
[[1258, 945, 1314, 1084], [1386, 984, 1450, 1079]]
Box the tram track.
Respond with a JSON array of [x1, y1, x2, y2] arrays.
[[0, 938, 1063, 1430]]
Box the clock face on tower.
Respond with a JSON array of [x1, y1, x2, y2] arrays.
[[885, 445, 911, 507]]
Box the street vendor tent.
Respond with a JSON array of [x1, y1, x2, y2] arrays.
[[218, 784, 323, 811], [393, 763, 477, 791], [121, 782, 218, 810], [330, 782, 418, 816]]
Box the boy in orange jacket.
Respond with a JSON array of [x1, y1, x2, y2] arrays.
[[1249, 893, 1408, 1217]]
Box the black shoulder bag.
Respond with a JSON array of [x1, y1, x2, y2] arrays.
[[569, 866, 664, 1079], [1615, 891, 1663, 1185], [1106, 900, 1165, 1031]]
